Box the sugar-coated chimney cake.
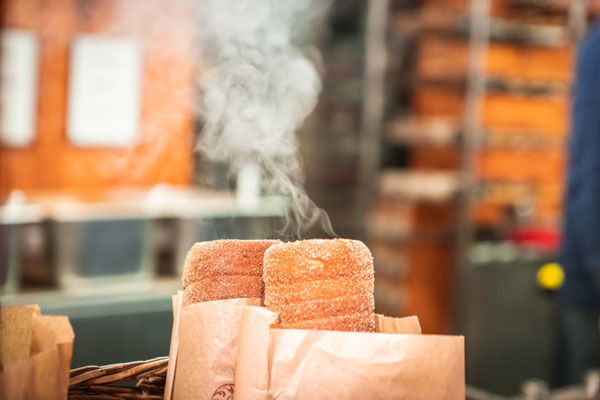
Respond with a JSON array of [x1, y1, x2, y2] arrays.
[[263, 239, 375, 332], [182, 240, 280, 305]]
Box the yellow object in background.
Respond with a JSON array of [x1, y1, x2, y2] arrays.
[[536, 263, 564, 290]]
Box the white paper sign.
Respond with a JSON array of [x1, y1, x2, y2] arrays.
[[67, 35, 142, 147], [1, 30, 39, 147]]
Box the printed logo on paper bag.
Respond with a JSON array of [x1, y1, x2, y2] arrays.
[[212, 384, 234, 400]]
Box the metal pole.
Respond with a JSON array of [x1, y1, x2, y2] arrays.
[[358, 0, 389, 222], [453, 0, 491, 331], [569, 0, 589, 44]]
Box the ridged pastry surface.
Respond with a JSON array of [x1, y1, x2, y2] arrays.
[[182, 239, 279, 305], [283, 311, 375, 332], [183, 275, 264, 304], [263, 239, 375, 332]]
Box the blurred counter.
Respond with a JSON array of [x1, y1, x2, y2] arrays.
[[1, 189, 287, 293], [1, 278, 179, 367], [0, 188, 288, 222]]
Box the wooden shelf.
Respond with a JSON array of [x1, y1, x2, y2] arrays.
[[387, 117, 461, 147]]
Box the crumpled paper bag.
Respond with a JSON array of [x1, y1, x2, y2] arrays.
[[0, 304, 74, 400], [165, 292, 262, 400], [234, 306, 464, 400]]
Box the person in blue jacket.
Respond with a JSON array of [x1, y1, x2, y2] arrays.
[[561, 18, 600, 385]]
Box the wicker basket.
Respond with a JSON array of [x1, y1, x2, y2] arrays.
[[68, 356, 168, 400]]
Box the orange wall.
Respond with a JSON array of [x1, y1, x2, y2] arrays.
[[0, 0, 195, 199]]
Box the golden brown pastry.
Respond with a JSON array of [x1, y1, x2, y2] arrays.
[[183, 275, 265, 304], [182, 239, 280, 305], [263, 239, 375, 332]]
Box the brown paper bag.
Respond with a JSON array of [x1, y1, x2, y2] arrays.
[[235, 306, 464, 400], [168, 294, 262, 400], [164, 292, 184, 400], [0, 305, 74, 400]]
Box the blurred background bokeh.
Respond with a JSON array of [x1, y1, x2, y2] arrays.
[[1, 0, 598, 396]]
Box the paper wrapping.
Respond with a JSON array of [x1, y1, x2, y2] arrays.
[[164, 292, 184, 400], [0, 305, 74, 400], [168, 294, 262, 400], [235, 306, 464, 400]]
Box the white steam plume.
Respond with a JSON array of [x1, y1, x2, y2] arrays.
[[196, 0, 334, 237]]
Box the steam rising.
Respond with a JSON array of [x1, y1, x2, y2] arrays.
[[196, 0, 333, 237]]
